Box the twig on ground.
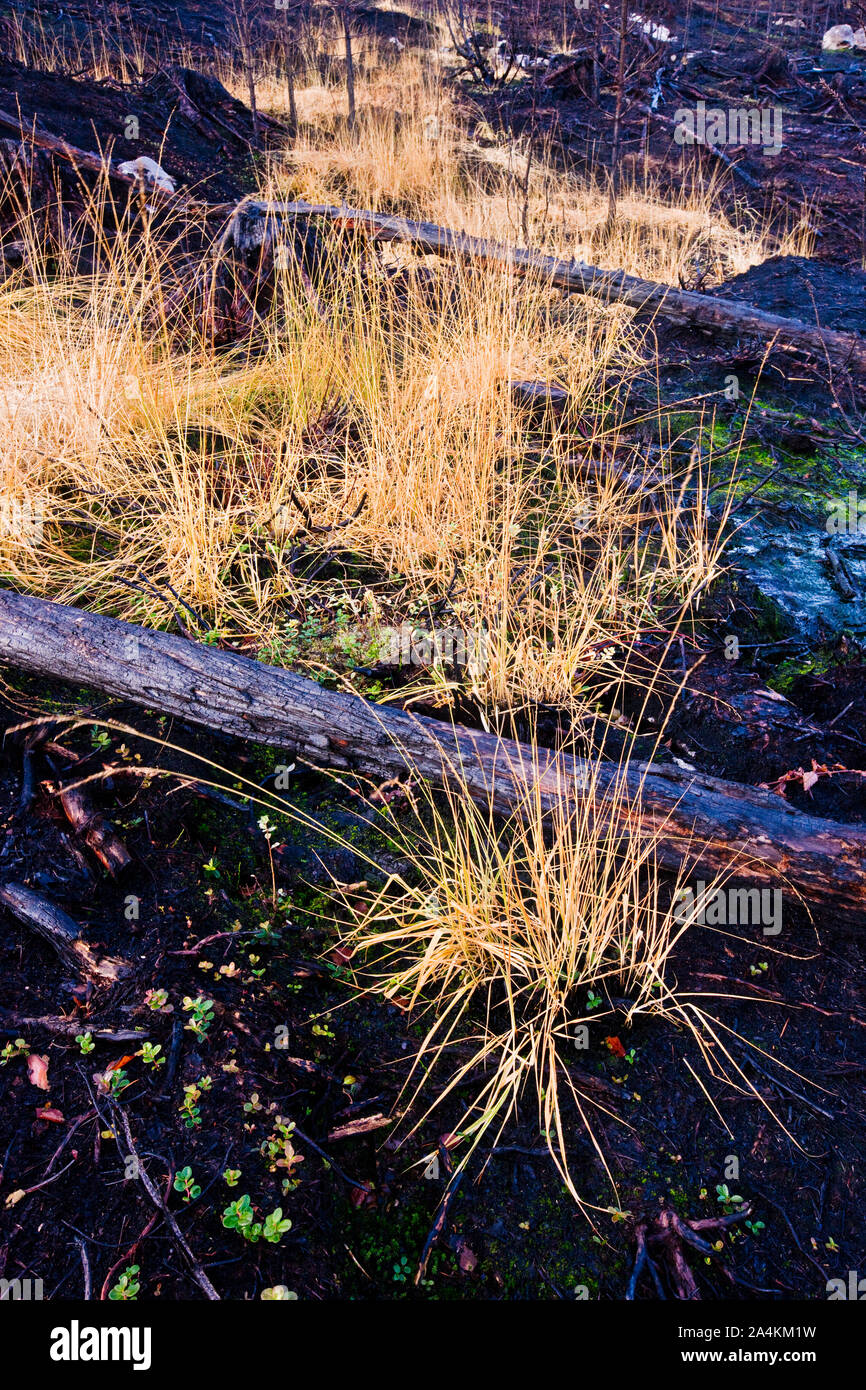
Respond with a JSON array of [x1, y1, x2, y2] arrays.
[[109, 1099, 220, 1300], [99, 1200, 164, 1300], [75, 1238, 92, 1300]]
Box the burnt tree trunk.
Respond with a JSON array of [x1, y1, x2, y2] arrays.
[[341, 8, 357, 130], [606, 0, 630, 229], [1, 590, 865, 916], [219, 199, 866, 374]]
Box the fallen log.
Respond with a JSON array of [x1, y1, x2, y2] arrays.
[[7, 116, 862, 373], [0, 108, 121, 183], [0, 108, 181, 208], [1, 590, 866, 917], [0, 882, 130, 983], [218, 199, 866, 374]]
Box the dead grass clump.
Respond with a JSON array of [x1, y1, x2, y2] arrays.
[[334, 741, 789, 1220]]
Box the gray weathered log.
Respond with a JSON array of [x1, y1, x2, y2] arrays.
[[218, 199, 866, 374], [5, 113, 861, 374], [4, 116, 860, 374], [1, 589, 865, 917]]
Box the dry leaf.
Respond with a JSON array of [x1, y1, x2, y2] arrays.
[[107, 1054, 136, 1072], [35, 1107, 64, 1123], [761, 760, 857, 797], [27, 1054, 50, 1090]]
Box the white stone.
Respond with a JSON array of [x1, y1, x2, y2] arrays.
[[629, 12, 672, 42], [117, 156, 176, 194], [822, 23, 866, 51]]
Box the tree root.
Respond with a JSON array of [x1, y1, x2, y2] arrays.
[[626, 1204, 752, 1299]]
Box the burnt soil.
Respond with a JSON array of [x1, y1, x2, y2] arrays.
[[0, 661, 864, 1303]]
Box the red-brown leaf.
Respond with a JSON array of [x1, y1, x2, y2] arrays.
[[27, 1054, 50, 1090], [35, 1107, 64, 1123]]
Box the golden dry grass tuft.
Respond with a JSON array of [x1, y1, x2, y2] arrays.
[[329, 734, 800, 1220]]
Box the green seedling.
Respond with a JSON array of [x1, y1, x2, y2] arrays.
[[180, 1082, 203, 1128], [144, 989, 171, 1012], [108, 1265, 140, 1301], [716, 1183, 744, 1213], [182, 996, 215, 1040], [392, 1256, 411, 1284], [106, 1067, 130, 1096], [222, 1193, 261, 1242], [262, 1208, 292, 1244], [173, 1166, 201, 1203], [137, 1042, 164, 1069], [260, 1118, 304, 1192]]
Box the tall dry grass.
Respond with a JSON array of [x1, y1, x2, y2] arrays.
[[3, 4, 154, 83], [0, 195, 732, 717], [326, 728, 803, 1223], [0, 40, 741, 719], [0, 25, 811, 1215], [258, 47, 814, 284]]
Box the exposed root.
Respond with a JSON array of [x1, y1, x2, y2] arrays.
[[626, 1204, 752, 1300]]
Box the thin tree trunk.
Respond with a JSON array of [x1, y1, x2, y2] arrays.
[[342, 9, 356, 130], [245, 51, 260, 145], [234, 0, 260, 145], [286, 59, 298, 136], [606, 0, 629, 229]]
